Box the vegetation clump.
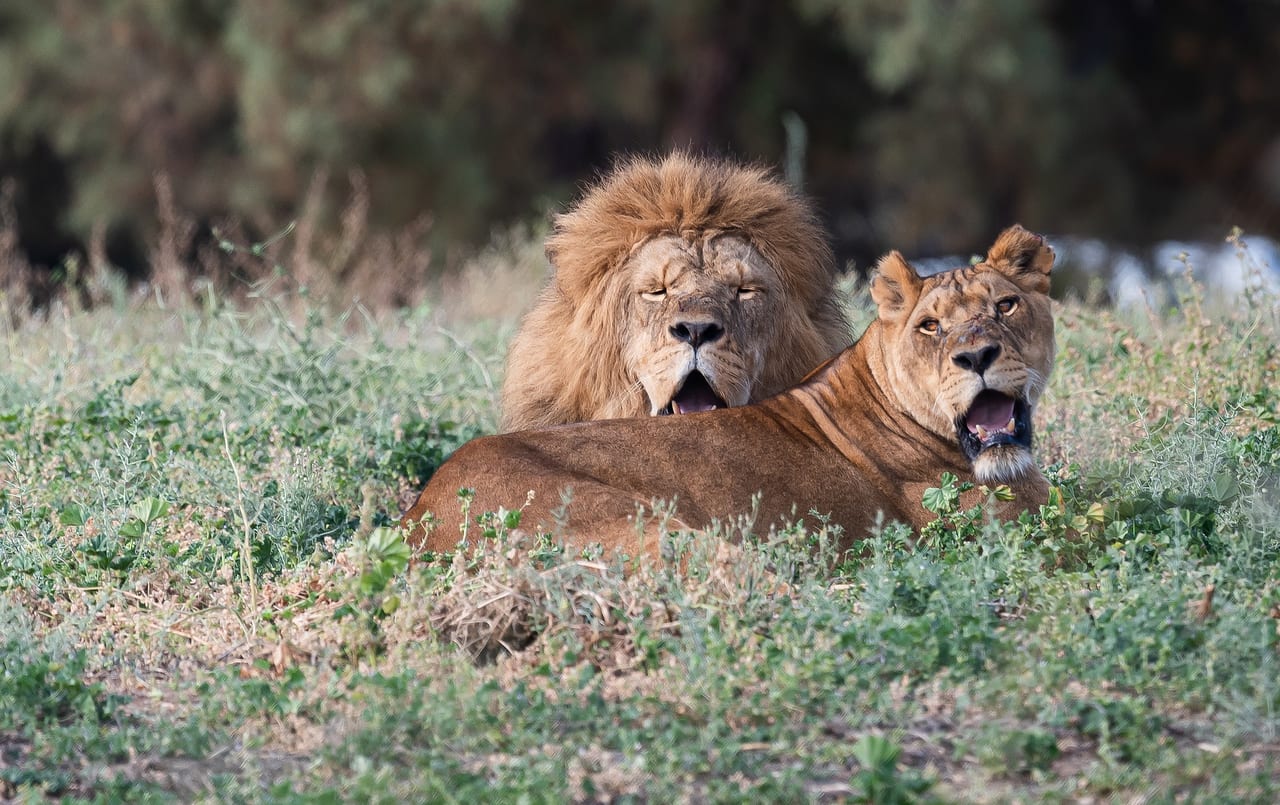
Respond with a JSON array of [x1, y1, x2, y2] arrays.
[[0, 234, 1277, 800]]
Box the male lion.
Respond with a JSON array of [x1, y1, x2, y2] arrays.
[[404, 225, 1056, 558], [500, 152, 849, 431]]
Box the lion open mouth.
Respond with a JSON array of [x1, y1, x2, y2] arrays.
[[956, 390, 1032, 461], [658, 371, 728, 415]]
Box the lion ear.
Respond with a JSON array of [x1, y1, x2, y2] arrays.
[[984, 225, 1054, 294], [870, 250, 923, 321]]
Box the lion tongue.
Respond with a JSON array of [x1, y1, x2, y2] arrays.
[[672, 372, 724, 414], [966, 391, 1015, 434]]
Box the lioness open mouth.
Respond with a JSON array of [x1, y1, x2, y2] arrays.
[[658, 371, 728, 415], [956, 390, 1032, 461]]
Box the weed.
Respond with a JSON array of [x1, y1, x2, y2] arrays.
[[974, 724, 1061, 778], [0, 230, 1278, 800], [851, 734, 935, 803]]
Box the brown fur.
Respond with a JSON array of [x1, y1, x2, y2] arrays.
[[500, 151, 849, 431], [405, 226, 1056, 559]]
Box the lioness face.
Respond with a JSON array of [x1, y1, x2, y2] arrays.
[[624, 234, 781, 416], [872, 226, 1056, 484]]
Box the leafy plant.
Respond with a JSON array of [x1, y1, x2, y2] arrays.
[[850, 735, 934, 804], [356, 526, 411, 615], [2, 244, 1279, 801], [975, 725, 1061, 778], [335, 526, 412, 631], [0, 642, 112, 729]]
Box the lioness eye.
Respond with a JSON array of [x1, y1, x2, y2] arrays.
[[996, 297, 1018, 315], [918, 319, 940, 335], [641, 288, 667, 301]]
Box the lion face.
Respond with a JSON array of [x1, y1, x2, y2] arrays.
[[499, 152, 850, 432], [623, 234, 780, 416], [871, 226, 1056, 484]]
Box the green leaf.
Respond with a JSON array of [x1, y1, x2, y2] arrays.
[[988, 484, 1015, 502], [1210, 471, 1239, 505], [367, 526, 410, 568], [853, 734, 900, 772], [59, 504, 89, 527], [922, 479, 959, 515], [131, 497, 170, 525], [503, 508, 522, 530], [119, 519, 146, 539], [1046, 486, 1064, 509], [358, 527, 411, 599]]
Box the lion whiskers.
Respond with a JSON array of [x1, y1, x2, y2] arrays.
[[932, 389, 953, 423], [1022, 368, 1048, 402], [608, 378, 648, 415]]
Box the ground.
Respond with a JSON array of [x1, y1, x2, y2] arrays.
[[1, 237, 1278, 802]]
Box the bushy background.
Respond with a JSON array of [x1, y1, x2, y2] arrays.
[[2, 0, 1279, 290]]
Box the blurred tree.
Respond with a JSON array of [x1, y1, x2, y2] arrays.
[[0, 0, 239, 274], [798, 0, 1140, 253], [1049, 0, 1280, 242], [0, 0, 1277, 288]]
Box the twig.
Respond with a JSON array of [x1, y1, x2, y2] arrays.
[[436, 325, 494, 391], [221, 411, 259, 618]]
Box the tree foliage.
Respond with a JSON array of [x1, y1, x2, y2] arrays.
[[1, 0, 1277, 282]]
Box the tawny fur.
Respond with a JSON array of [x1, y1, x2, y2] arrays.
[[405, 226, 1058, 560], [500, 151, 849, 431]]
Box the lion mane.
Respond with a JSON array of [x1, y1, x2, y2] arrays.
[[500, 151, 849, 431]]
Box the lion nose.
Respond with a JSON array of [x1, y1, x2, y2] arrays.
[[952, 344, 1001, 375], [670, 320, 724, 348]]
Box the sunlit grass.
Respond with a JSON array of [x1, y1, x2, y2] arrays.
[[1, 237, 1278, 801]]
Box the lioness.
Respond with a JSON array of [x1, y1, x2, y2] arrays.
[[404, 226, 1056, 558], [500, 152, 849, 431]]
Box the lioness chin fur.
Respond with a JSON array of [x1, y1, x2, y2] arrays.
[[404, 225, 1056, 559]]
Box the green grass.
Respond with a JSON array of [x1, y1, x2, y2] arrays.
[[1, 249, 1278, 802]]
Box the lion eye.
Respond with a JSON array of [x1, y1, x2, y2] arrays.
[[996, 297, 1018, 316], [737, 286, 761, 300], [641, 288, 667, 302], [917, 319, 940, 335]]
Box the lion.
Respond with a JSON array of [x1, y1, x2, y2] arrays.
[[403, 225, 1056, 558], [499, 152, 850, 431]]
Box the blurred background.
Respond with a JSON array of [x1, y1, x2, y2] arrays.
[[1, 0, 1278, 307]]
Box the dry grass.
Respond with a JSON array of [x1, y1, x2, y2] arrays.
[[1, 229, 1278, 801], [2, 168, 552, 330], [0, 179, 37, 317]]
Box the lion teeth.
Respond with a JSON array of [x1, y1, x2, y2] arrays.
[[975, 419, 1017, 442]]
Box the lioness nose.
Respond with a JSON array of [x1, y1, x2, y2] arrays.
[[952, 344, 1001, 375], [670, 320, 724, 347]]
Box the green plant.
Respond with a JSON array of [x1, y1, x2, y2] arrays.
[[2, 240, 1279, 801], [1070, 696, 1162, 765], [60, 496, 170, 575], [0, 637, 112, 730], [975, 725, 1061, 778], [354, 526, 411, 618], [850, 735, 934, 804]]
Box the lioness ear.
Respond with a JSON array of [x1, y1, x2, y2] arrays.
[[870, 250, 923, 321], [984, 225, 1054, 294]]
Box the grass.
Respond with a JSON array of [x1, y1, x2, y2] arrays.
[[1, 234, 1279, 802]]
